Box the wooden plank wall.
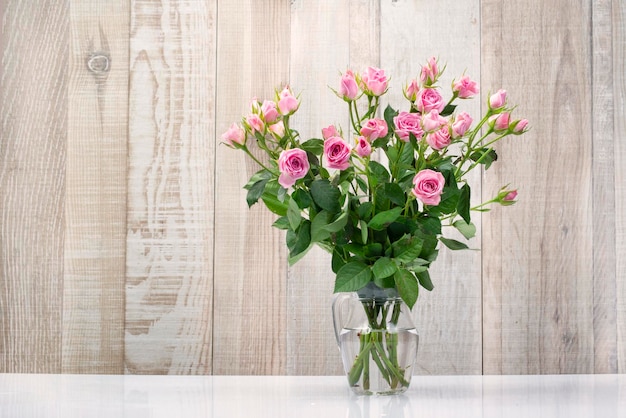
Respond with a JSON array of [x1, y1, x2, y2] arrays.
[[0, 0, 624, 375]]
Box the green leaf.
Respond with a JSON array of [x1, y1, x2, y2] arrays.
[[325, 210, 349, 233], [439, 237, 469, 250], [374, 274, 395, 290], [368, 207, 403, 230], [440, 103, 457, 117], [368, 161, 390, 186], [417, 215, 441, 235], [359, 220, 368, 244], [382, 183, 406, 206], [398, 140, 415, 168], [291, 189, 312, 209], [416, 269, 434, 291], [392, 235, 424, 263], [394, 269, 419, 309], [287, 197, 302, 230], [356, 201, 373, 220], [384, 105, 398, 136], [372, 257, 398, 280], [334, 261, 373, 293], [261, 181, 289, 216], [286, 221, 311, 257], [453, 219, 476, 240], [470, 148, 498, 169], [404, 258, 429, 274], [331, 249, 346, 273], [344, 242, 383, 258], [457, 183, 471, 224], [245, 176, 270, 207], [272, 216, 290, 230], [310, 179, 341, 213], [300, 138, 324, 155], [310, 211, 331, 243]]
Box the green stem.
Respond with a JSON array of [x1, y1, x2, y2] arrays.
[[242, 146, 274, 173], [344, 299, 408, 390]]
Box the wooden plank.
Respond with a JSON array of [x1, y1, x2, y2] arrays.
[[125, 0, 216, 374], [0, 0, 68, 373], [481, 0, 594, 374], [63, 0, 129, 374], [285, 0, 352, 376], [380, 0, 483, 375], [213, 0, 290, 375], [480, 0, 505, 375], [591, 0, 618, 374], [613, 0, 626, 374]]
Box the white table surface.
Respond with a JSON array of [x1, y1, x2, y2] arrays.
[[1, 373, 624, 417]]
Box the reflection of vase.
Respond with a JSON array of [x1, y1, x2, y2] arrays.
[[332, 283, 419, 395]]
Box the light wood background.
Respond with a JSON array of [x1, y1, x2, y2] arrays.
[[1, 0, 624, 375]]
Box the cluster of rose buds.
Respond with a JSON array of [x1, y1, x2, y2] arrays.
[[222, 57, 528, 207], [221, 86, 299, 148]]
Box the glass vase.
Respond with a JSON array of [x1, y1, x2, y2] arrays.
[[332, 283, 419, 395]]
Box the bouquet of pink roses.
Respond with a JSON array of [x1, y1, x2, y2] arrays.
[[223, 57, 527, 393], [222, 57, 527, 309]]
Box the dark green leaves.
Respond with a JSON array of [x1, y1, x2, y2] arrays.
[[470, 148, 498, 169], [439, 237, 469, 250], [394, 269, 418, 309], [244, 170, 272, 207], [457, 183, 471, 224], [287, 221, 311, 257], [368, 207, 403, 230], [334, 261, 373, 293], [310, 179, 341, 213]]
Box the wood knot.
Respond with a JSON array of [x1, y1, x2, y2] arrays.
[[87, 53, 110, 74]]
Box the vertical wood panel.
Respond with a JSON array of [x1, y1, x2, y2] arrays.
[[63, 0, 129, 374], [213, 0, 290, 375], [614, 0, 626, 373], [482, 0, 594, 374], [0, 0, 68, 373], [286, 0, 351, 376], [380, 0, 483, 375], [591, 0, 617, 374], [125, 0, 216, 374]]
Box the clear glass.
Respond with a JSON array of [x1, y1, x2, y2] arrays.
[[333, 284, 419, 395]]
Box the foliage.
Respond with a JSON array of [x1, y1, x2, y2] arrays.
[[222, 57, 528, 309]]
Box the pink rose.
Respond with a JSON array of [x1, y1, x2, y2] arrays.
[[221, 123, 246, 147], [361, 67, 388, 96], [355, 136, 372, 158], [324, 136, 352, 170], [421, 110, 447, 132], [322, 125, 339, 140], [491, 112, 510, 131], [339, 70, 359, 101], [393, 111, 423, 142], [412, 169, 445, 206], [512, 118, 529, 134], [489, 89, 507, 109], [404, 80, 419, 102], [268, 120, 285, 138], [261, 100, 279, 123], [503, 190, 518, 201], [278, 86, 299, 115], [420, 56, 439, 85], [360, 118, 388, 141], [451, 111, 473, 138], [246, 113, 265, 134], [415, 88, 445, 113], [452, 75, 479, 99], [278, 148, 310, 188], [426, 127, 451, 150]]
